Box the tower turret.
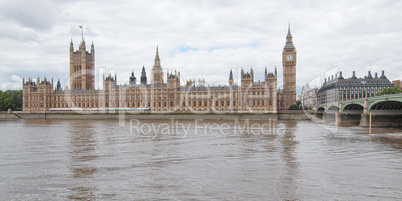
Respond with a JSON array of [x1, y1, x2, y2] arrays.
[[275, 66, 277, 77], [56, 79, 61, 90], [91, 41, 94, 54], [229, 69, 234, 86], [79, 40, 86, 50], [129, 71, 136, 86], [241, 68, 253, 88], [70, 39, 74, 52], [141, 66, 147, 85]]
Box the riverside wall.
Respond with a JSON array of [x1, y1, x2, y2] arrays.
[[0, 110, 311, 121], [0, 113, 20, 119]]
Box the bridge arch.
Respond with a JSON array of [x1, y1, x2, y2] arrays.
[[327, 106, 339, 113], [369, 100, 402, 114], [342, 103, 364, 114], [317, 107, 325, 113]]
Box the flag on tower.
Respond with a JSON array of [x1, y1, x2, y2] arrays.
[[79, 25, 84, 41]]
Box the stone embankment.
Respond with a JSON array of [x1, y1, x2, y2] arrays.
[[0, 110, 311, 121]]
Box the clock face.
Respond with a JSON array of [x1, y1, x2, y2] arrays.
[[286, 54, 293, 61]]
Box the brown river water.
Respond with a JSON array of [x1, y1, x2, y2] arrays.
[[0, 118, 401, 200]]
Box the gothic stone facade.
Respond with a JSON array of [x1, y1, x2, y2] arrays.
[[23, 27, 297, 113]]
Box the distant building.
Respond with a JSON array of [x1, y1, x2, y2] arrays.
[[317, 70, 393, 105], [301, 84, 318, 109], [392, 80, 402, 89], [22, 25, 297, 113]]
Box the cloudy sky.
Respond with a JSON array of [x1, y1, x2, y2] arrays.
[[1, 0, 401, 93]]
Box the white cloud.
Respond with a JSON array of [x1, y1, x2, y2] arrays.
[[0, 0, 401, 92], [11, 75, 22, 82], [1, 75, 23, 90]]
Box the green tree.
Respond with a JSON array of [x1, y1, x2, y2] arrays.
[[0, 90, 23, 111], [296, 100, 301, 107], [288, 104, 300, 110], [376, 86, 402, 96], [0, 90, 4, 111]]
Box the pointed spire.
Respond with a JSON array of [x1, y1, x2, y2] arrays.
[[287, 23, 292, 38], [70, 39, 74, 51], [141, 65, 147, 85], [229, 69, 233, 80], [91, 41, 94, 53], [275, 66, 277, 77], [80, 40, 86, 50], [154, 46, 160, 66], [284, 24, 295, 49], [56, 79, 61, 90]]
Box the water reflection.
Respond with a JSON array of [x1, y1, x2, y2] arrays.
[[277, 121, 299, 200], [67, 121, 98, 200]]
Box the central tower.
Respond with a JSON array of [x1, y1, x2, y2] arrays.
[[282, 25, 297, 109], [151, 46, 164, 85], [69, 39, 95, 90]]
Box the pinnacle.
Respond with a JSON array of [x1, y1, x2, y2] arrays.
[[287, 23, 292, 38]]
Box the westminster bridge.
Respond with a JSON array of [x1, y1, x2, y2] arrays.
[[314, 94, 402, 127]]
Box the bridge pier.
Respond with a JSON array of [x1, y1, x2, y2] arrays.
[[359, 114, 370, 127], [359, 98, 369, 127]]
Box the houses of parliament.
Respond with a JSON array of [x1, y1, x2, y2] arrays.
[[22, 26, 297, 113]]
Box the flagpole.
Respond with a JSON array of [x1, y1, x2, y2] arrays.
[[81, 24, 84, 41]]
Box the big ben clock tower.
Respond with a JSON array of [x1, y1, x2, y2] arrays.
[[282, 25, 297, 110]]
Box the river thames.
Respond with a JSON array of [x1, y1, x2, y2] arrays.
[[0, 118, 401, 200]]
